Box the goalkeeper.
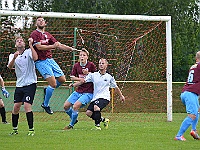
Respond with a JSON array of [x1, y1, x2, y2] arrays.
[[70, 58, 125, 130], [0, 74, 10, 124]]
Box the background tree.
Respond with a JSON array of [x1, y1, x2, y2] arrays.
[[1, 0, 199, 81]]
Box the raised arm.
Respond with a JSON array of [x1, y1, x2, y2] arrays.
[[7, 51, 19, 69], [28, 38, 38, 61]]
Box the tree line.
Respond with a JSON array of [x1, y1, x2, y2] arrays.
[[1, 0, 200, 82]]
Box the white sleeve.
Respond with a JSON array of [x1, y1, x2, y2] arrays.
[[110, 76, 117, 88], [85, 73, 93, 83]]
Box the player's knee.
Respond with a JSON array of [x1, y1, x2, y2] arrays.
[[188, 114, 196, 120], [64, 102, 71, 110], [94, 105, 100, 111], [73, 102, 82, 111], [86, 110, 93, 118]]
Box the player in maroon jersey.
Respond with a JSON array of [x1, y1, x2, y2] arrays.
[[63, 48, 96, 129], [30, 16, 74, 115], [174, 51, 200, 141]]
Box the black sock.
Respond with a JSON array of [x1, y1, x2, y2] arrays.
[[0, 107, 6, 122], [12, 113, 19, 128], [93, 111, 101, 125], [91, 112, 95, 120], [26, 111, 34, 130]]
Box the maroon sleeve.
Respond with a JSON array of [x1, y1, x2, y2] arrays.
[[70, 63, 78, 76]]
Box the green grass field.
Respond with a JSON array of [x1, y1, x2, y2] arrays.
[[1, 112, 200, 150]]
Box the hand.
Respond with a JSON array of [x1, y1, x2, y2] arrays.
[[120, 95, 125, 103], [82, 68, 89, 75], [69, 83, 73, 88], [14, 51, 20, 59], [28, 38, 33, 45], [1, 88, 10, 98]]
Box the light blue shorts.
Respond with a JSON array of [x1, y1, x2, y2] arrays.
[[180, 91, 199, 115], [35, 58, 64, 79], [67, 91, 93, 108]]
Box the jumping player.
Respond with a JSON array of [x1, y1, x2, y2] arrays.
[[30, 16, 74, 114]]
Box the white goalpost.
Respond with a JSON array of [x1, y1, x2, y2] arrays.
[[0, 10, 172, 122]]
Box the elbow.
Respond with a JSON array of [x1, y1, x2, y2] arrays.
[[33, 56, 38, 61], [7, 65, 12, 70]]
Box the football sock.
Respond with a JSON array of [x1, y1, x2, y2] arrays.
[[12, 113, 19, 128], [0, 107, 6, 122], [91, 112, 95, 120], [44, 85, 55, 107], [176, 116, 193, 137], [56, 79, 62, 88], [26, 111, 34, 129], [94, 111, 101, 125], [70, 109, 78, 126], [191, 113, 199, 131], [65, 107, 72, 119]]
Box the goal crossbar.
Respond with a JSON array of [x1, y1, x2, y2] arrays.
[[0, 10, 172, 122]]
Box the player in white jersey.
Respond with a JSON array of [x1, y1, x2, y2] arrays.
[[7, 36, 38, 136], [0, 74, 10, 124], [70, 58, 125, 130]]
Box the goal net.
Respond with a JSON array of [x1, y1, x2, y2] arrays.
[[0, 10, 172, 122]]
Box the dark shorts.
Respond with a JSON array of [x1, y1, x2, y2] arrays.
[[87, 98, 109, 112], [14, 83, 37, 105]]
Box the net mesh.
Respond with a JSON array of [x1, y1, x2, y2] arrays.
[[0, 14, 167, 121]]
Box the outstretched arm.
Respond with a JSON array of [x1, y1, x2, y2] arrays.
[[69, 78, 85, 88]]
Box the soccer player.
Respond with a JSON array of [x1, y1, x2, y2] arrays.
[[63, 48, 96, 130], [70, 58, 125, 130], [8, 36, 37, 136], [0, 74, 10, 124], [174, 51, 200, 141], [30, 16, 74, 114]]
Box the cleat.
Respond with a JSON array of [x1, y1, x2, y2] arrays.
[[190, 130, 200, 140], [91, 124, 101, 130], [103, 118, 109, 129], [41, 103, 53, 114], [95, 126, 101, 130], [63, 125, 73, 130], [10, 129, 18, 135], [174, 136, 186, 141], [27, 130, 35, 136], [2, 121, 10, 124]]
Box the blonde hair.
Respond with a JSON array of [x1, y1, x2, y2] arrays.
[[81, 48, 89, 56], [196, 51, 200, 60]]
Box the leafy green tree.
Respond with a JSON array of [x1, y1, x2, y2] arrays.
[[0, 0, 199, 81]]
